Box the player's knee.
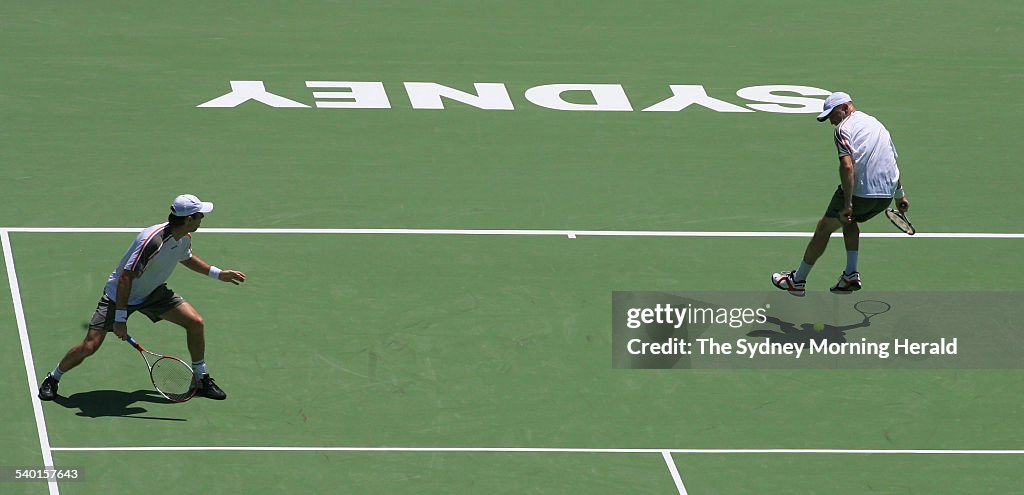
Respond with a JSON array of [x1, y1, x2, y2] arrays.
[[813, 220, 830, 237], [816, 217, 840, 234], [81, 337, 104, 356], [187, 316, 205, 332]]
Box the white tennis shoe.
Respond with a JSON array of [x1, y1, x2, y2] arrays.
[[772, 270, 806, 297]]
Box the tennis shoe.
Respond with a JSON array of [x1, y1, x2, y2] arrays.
[[771, 270, 806, 297], [38, 373, 59, 401], [196, 374, 227, 400], [830, 271, 862, 294]]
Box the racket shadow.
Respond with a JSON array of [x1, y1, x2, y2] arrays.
[[53, 389, 187, 421], [747, 298, 895, 345]]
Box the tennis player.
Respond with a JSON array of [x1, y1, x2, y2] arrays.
[[38, 194, 246, 401], [772, 92, 910, 296]]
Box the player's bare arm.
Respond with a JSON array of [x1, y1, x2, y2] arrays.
[[112, 270, 137, 341], [839, 155, 856, 223], [181, 255, 246, 285], [895, 178, 909, 212]]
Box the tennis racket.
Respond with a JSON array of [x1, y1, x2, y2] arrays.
[[126, 335, 197, 402], [885, 208, 916, 235], [854, 300, 891, 324]]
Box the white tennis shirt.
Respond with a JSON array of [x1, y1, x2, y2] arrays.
[[103, 223, 193, 305], [833, 111, 901, 198]]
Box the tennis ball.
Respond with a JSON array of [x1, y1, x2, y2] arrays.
[[813, 322, 825, 332]]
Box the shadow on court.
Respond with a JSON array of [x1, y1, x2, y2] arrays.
[[747, 316, 869, 344], [53, 389, 187, 421], [747, 299, 892, 345]]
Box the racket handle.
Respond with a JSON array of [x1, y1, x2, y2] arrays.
[[126, 335, 142, 350]]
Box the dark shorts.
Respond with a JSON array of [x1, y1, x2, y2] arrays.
[[824, 186, 892, 223], [88, 284, 185, 331]]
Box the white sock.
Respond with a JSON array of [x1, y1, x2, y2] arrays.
[[845, 251, 859, 274], [794, 261, 813, 282], [51, 366, 64, 381], [192, 360, 208, 377]]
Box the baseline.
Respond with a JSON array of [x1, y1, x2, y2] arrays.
[[2, 227, 1022, 239]]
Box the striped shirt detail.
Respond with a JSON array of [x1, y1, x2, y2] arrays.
[[104, 223, 193, 305], [834, 120, 853, 157], [127, 225, 169, 273], [830, 111, 901, 198]]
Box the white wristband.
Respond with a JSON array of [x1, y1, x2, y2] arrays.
[[894, 187, 905, 199], [208, 266, 222, 279], [114, 309, 128, 323]]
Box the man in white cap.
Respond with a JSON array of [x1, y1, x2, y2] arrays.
[[38, 194, 246, 400], [771, 92, 910, 296]]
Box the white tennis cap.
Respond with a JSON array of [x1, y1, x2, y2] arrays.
[[816, 92, 852, 122], [171, 194, 214, 216]]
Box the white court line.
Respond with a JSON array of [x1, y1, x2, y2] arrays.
[[2, 230, 60, 495], [48, 447, 1024, 454], [662, 451, 689, 495], [2, 227, 1023, 238]]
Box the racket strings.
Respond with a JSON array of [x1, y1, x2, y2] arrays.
[[151, 357, 197, 401], [885, 209, 915, 234], [891, 215, 912, 231]]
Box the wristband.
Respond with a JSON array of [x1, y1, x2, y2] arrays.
[[208, 266, 222, 279], [894, 187, 905, 199], [114, 309, 128, 323]]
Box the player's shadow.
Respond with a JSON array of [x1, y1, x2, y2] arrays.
[[53, 389, 187, 421], [747, 316, 870, 345]]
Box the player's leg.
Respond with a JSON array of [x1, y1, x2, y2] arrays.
[[773, 187, 846, 296], [39, 299, 115, 401], [39, 328, 107, 401], [58, 328, 108, 373], [772, 216, 842, 296], [831, 198, 888, 293], [138, 285, 208, 371], [803, 216, 844, 267], [842, 221, 860, 252], [157, 302, 226, 400], [831, 221, 862, 293], [158, 302, 205, 363]]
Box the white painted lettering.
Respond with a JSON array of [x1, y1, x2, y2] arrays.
[[197, 81, 310, 108], [524, 84, 633, 111], [307, 81, 391, 109], [642, 85, 752, 113], [737, 85, 832, 113], [405, 82, 514, 110]]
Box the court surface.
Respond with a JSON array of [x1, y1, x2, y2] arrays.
[[3, 1, 1022, 493]]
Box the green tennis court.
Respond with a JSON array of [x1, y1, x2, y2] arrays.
[[3, 1, 1022, 493]]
